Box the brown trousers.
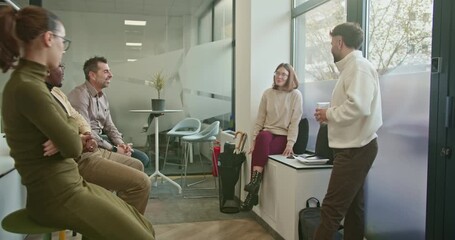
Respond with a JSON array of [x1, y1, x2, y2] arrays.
[[314, 138, 378, 240], [77, 148, 151, 214]]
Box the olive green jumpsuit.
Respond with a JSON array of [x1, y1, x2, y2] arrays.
[[2, 59, 155, 240]]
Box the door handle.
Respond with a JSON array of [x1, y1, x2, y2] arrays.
[[431, 57, 441, 73], [445, 96, 453, 128], [440, 147, 452, 158]]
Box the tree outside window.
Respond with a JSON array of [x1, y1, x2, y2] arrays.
[[295, 0, 433, 81]]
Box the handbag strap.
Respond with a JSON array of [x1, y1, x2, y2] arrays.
[[306, 197, 320, 208]]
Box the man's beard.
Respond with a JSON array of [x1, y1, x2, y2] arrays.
[[55, 77, 63, 88], [332, 52, 341, 63]]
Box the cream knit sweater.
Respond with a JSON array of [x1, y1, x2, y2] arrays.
[[252, 88, 303, 147], [326, 50, 383, 148]]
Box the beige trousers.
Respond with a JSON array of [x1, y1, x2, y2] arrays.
[[77, 148, 151, 214]]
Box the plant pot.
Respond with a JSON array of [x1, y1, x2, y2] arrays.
[[151, 99, 165, 111]]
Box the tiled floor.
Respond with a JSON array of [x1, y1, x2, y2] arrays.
[[146, 175, 253, 225]]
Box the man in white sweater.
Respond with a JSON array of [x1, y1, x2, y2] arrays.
[[313, 22, 383, 240]]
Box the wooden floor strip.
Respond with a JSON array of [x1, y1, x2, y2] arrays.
[[154, 219, 275, 240], [25, 219, 274, 240]]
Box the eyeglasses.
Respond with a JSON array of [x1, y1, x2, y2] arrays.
[[52, 33, 71, 51], [274, 72, 289, 79]]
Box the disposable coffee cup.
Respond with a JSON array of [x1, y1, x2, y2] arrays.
[[127, 143, 134, 152], [317, 102, 330, 109]]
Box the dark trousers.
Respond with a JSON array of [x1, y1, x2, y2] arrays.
[[100, 134, 150, 167], [131, 148, 151, 167], [251, 131, 287, 169], [314, 138, 378, 240]]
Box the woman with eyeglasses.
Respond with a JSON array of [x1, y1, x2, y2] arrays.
[[0, 5, 155, 239], [240, 63, 303, 211]]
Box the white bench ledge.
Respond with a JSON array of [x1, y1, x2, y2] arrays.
[[0, 136, 14, 178]]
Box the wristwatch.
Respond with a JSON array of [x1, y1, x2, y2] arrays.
[[112, 146, 117, 152]]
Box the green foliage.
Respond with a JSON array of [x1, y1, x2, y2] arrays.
[[298, 0, 432, 81], [151, 71, 166, 99], [367, 0, 432, 75]]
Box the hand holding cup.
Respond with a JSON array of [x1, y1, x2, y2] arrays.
[[315, 102, 330, 123], [317, 102, 330, 109]]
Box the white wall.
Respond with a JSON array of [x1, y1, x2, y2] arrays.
[[0, 138, 26, 240], [235, 0, 292, 205]]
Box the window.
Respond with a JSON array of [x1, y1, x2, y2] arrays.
[[367, 0, 433, 75], [198, 10, 213, 44], [214, 0, 233, 41], [295, 0, 312, 6], [293, 0, 346, 82]]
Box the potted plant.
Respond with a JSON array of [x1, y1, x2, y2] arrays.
[[150, 71, 166, 111]]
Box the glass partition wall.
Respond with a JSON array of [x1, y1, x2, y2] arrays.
[[293, 0, 347, 149], [292, 0, 433, 239], [364, 1, 432, 239], [29, 0, 234, 146]]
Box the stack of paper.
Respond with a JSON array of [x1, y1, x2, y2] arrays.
[[294, 154, 329, 165]]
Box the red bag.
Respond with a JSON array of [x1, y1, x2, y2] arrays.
[[212, 141, 221, 177]]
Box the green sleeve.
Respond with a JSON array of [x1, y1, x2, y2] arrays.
[[18, 83, 82, 158]]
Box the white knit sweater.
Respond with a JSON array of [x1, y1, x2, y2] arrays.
[[326, 50, 383, 148]]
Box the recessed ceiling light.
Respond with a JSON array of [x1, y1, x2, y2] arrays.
[[124, 20, 147, 26], [126, 42, 142, 47], [3, 0, 20, 10], [127, 59, 138, 62]]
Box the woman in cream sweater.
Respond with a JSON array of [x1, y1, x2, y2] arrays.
[[241, 63, 303, 211]]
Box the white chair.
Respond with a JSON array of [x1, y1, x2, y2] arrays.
[[162, 118, 201, 171], [181, 121, 220, 197]]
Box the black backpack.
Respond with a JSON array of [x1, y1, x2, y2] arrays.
[[298, 197, 342, 240], [298, 197, 322, 240]]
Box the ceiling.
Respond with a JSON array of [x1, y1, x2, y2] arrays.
[[1, 0, 219, 62], [3, 0, 214, 16]]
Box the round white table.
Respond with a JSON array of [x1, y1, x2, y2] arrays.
[[130, 109, 183, 193]]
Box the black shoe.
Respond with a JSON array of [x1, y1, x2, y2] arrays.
[[240, 193, 259, 211], [244, 170, 262, 193]]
